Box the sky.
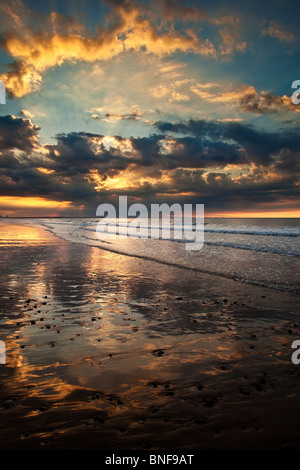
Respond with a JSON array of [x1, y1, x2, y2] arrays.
[[0, 0, 299, 217]]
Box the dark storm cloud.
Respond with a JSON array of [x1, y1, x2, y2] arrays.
[[130, 135, 163, 166], [155, 118, 300, 166], [46, 132, 131, 176], [161, 136, 244, 169], [239, 89, 290, 114], [0, 114, 299, 212], [0, 114, 40, 151]]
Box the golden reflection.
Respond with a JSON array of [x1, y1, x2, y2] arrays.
[[3, 336, 76, 402], [0, 223, 45, 245]]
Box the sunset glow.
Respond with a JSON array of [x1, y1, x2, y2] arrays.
[[0, 0, 299, 217]]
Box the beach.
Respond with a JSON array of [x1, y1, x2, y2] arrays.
[[0, 219, 300, 450]]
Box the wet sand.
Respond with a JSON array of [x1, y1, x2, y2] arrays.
[[0, 221, 300, 450]]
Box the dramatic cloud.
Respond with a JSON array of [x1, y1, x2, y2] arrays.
[[0, 113, 299, 214], [0, 0, 299, 217], [0, 0, 249, 97], [239, 88, 297, 114], [154, 118, 300, 168], [191, 83, 299, 115], [0, 114, 40, 151]]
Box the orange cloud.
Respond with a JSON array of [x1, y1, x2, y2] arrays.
[[261, 21, 295, 43], [191, 83, 300, 114], [218, 27, 246, 56], [1, 62, 42, 98], [2, 31, 123, 97], [0, 0, 246, 98], [168, 90, 190, 102]]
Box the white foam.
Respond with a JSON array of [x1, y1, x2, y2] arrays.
[[32, 218, 300, 294]]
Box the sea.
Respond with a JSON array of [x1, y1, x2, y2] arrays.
[[22, 217, 299, 295]]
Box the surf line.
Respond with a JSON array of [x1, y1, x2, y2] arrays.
[[96, 195, 204, 251]]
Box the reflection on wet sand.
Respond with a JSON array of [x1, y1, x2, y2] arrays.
[[0, 221, 300, 450]]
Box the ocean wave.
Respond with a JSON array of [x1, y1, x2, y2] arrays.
[[33, 219, 300, 295], [40, 219, 300, 237]]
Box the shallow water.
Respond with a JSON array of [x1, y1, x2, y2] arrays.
[[15, 217, 300, 293]]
